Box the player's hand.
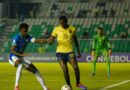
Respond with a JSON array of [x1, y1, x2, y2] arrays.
[[91, 50, 95, 57], [108, 49, 112, 56]]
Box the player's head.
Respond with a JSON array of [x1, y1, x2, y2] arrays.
[[19, 23, 28, 37], [59, 16, 68, 28], [97, 27, 103, 35]]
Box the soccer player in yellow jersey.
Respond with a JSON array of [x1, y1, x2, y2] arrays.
[[47, 16, 87, 90]]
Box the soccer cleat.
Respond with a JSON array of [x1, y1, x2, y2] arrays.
[[47, 88, 50, 90], [76, 83, 87, 90], [89, 72, 95, 77], [69, 85, 72, 90], [14, 85, 19, 90]]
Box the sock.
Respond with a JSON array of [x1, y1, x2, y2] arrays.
[[92, 57, 97, 74], [105, 56, 110, 75], [35, 71, 47, 90], [15, 64, 23, 87]]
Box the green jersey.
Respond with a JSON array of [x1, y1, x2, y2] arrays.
[[92, 35, 111, 51]]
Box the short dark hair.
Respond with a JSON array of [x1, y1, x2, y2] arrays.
[[19, 23, 28, 31], [59, 16, 68, 22], [98, 27, 103, 31]]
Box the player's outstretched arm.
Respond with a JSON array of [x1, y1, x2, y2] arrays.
[[34, 39, 48, 44], [47, 36, 55, 45], [33, 36, 55, 44], [73, 35, 81, 58]]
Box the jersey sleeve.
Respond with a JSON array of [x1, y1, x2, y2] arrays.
[[28, 35, 36, 43], [12, 36, 19, 46], [73, 27, 77, 36], [51, 27, 57, 37], [92, 36, 96, 50], [106, 36, 111, 49]]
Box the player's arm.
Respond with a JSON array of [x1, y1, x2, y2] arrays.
[[10, 46, 24, 57], [73, 35, 81, 58], [34, 39, 48, 44], [28, 36, 48, 44], [106, 37, 112, 56], [32, 36, 55, 44], [91, 38, 95, 57], [47, 36, 55, 44], [46, 27, 57, 44]]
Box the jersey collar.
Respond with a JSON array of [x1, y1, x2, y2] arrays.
[[19, 33, 24, 39], [60, 25, 70, 30]]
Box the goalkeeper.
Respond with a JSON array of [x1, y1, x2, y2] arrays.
[[91, 27, 112, 77]]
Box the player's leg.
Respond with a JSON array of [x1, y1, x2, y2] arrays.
[[22, 57, 48, 90], [56, 53, 71, 87], [103, 51, 111, 77], [69, 53, 87, 89], [92, 55, 98, 75], [9, 56, 24, 90], [59, 60, 71, 87], [69, 57, 80, 85], [14, 61, 24, 90], [27, 64, 48, 90], [69, 58, 87, 88]]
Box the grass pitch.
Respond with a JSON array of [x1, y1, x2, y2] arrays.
[[0, 63, 130, 90]]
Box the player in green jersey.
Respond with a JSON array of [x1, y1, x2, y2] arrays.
[[91, 27, 112, 77]]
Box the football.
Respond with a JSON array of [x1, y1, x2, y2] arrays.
[[61, 85, 71, 90]]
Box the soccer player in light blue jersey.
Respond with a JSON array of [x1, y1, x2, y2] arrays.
[[9, 23, 49, 90]]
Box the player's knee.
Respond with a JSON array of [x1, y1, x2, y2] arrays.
[[63, 68, 68, 73], [30, 68, 38, 74], [35, 71, 42, 76], [27, 64, 38, 74], [14, 60, 20, 67], [73, 65, 78, 70], [93, 59, 97, 62]]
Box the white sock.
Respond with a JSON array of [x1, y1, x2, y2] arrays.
[[35, 71, 47, 90], [15, 64, 23, 87]]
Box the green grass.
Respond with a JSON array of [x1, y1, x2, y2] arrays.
[[0, 63, 130, 90]]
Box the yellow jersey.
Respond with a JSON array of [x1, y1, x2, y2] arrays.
[[51, 25, 76, 53]]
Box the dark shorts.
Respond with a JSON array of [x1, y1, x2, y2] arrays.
[[56, 52, 75, 62]]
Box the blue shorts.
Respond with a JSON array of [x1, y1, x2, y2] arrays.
[[56, 52, 75, 62]]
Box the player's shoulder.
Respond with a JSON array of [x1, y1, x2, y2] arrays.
[[103, 34, 108, 38], [69, 25, 76, 30], [54, 25, 61, 29], [93, 35, 97, 39], [25, 34, 31, 38], [52, 25, 61, 32], [24, 35, 32, 41], [13, 33, 21, 40]]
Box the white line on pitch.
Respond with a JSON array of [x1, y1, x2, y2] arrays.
[[0, 80, 128, 82], [101, 80, 130, 90]]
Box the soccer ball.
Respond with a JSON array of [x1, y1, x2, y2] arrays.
[[61, 85, 71, 90]]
